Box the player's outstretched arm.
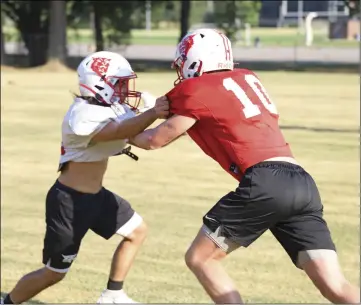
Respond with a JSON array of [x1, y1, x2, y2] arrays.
[[91, 97, 169, 143], [129, 114, 196, 150]]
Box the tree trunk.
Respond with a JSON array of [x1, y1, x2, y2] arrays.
[[1, 12, 6, 65], [48, 0, 67, 63], [3, 1, 51, 67], [179, 0, 191, 42], [93, 1, 104, 51], [20, 30, 48, 67]]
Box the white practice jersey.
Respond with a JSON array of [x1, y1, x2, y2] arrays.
[[59, 98, 136, 165]]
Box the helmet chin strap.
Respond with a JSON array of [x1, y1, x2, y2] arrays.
[[114, 146, 139, 161], [110, 96, 120, 103]]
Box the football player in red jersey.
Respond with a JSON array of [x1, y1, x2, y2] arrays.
[[130, 29, 360, 304]]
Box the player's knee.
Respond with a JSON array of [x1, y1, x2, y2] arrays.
[[184, 248, 204, 271], [42, 267, 67, 284], [134, 220, 148, 242], [302, 250, 351, 302], [124, 220, 148, 244], [317, 278, 350, 301]]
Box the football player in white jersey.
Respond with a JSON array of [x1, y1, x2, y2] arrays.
[[2, 51, 169, 304]]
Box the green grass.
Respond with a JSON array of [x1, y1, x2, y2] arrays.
[[3, 26, 359, 48], [1, 69, 359, 303]]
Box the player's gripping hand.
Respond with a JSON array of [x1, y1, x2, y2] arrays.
[[138, 92, 156, 113], [152, 96, 169, 119]]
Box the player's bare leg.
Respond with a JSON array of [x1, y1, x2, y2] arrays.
[[109, 221, 147, 281], [185, 228, 243, 304], [301, 250, 360, 304], [3, 268, 65, 304], [97, 220, 147, 304]]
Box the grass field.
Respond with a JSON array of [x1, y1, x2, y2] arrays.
[[1, 68, 359, 303], [3, 27, 359, 48]]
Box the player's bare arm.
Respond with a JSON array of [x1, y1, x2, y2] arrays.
[[91, 96, 169, 143], [129, 113, 196, 150]]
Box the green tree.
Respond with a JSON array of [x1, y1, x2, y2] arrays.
[[71, 1, 146, 49], [343, 0, 360, 17], [214, 0, 261, 41], [189, 0, 208, 25], [2, 1, 144, 66], [129, 1, 176, 30], [2, 0, 79, 66], [69, 0, 136, 49], [2, 1, 51, 66], [101, 1, 135, 47]]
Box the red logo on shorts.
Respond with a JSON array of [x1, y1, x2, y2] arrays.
[[61, 143, 66, 155], [91, 57, 111, 76]]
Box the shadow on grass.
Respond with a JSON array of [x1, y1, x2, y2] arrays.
[[1, 292, 45, 304]]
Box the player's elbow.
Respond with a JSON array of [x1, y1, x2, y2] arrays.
[[147, 134, 163, 150]]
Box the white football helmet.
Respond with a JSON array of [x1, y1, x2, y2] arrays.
[[77, 51, 141, 109], [172, 28, 234, 85]]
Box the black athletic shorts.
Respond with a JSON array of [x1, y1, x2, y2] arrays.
[[203, 161, 336, 267], [42, 180, 137, 272]]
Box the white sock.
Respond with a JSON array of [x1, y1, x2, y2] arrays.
[[102, 289, 124, 296]]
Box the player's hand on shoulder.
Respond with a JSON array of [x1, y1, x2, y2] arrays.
[[151, 96, 169, 119]]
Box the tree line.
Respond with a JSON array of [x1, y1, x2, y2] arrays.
[[1, 0, 265, 67], [1, 0, 356, 67]]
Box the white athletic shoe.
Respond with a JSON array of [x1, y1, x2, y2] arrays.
[[97, 289, 138, 304]]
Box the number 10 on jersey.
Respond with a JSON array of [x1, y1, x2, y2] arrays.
[[223, 75, 278, 118]]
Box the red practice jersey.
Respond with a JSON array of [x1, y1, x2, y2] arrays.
[[166, 69, 293, 181]]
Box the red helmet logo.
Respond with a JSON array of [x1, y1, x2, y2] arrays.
[[91, 57, 111, 76], [178, 34, 195, 59]]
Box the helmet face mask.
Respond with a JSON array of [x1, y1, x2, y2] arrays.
[[77, 51, 141, 109], [172, 55, 186, 86], [107, 76, 141, 110], [172, 29, 234, 86]]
